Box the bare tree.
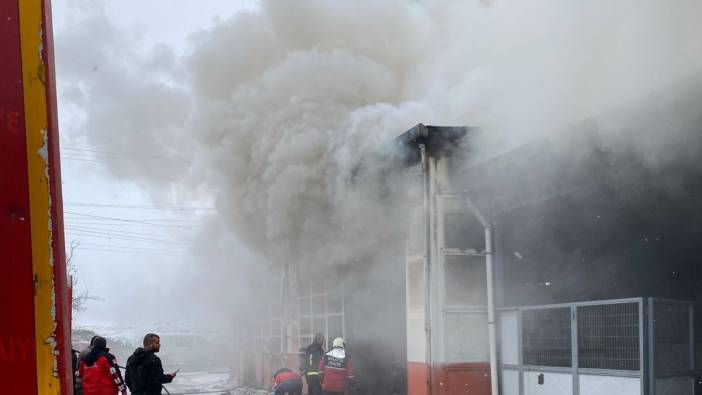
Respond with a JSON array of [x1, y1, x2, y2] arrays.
[[66, 241, 99, 312]]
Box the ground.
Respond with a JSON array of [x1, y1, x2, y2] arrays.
[[162, 371, 269, 395]]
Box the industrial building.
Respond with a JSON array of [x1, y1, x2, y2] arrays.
[[230, 80, 702, 395]]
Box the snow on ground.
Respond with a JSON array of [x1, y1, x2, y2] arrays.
[[160, 371, 270, 395], [163, 371, 237, 394], [230, 388, 271, 395]]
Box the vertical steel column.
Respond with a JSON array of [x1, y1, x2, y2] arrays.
[[639, 299, 646, 395], [420, 144, 433, 395], [647, 299, 655, 395], [571, 305, 579, 395]]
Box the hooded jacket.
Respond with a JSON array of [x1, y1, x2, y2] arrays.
[[318, 348, 354, 393], [125, 347, 173, 395], [79, 339, 126, 395]]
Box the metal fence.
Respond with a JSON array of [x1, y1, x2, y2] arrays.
[[521, 307, 572, 367], [577, 302, 640, 370], [498, 297, 694, 395], [653, 300, 693, 372]]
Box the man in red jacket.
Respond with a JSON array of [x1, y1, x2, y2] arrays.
[[318, 337, 354, 395], [79, 336, 127, 395]]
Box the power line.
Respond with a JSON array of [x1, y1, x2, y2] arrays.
[[64, 219, 195, 229], [64, 203, 214, 211], [65, 228, 180, 244], [64, 211, 204, 227], [64, 225, 181, 239], [63, 215, 204, 222], [65, 233, 181, 246], [67, 241, 186, 255], [63, 220, 195, 229], [61, 157, 105, 163], [75, 247, 184, 257]]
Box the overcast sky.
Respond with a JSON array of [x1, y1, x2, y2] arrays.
[[53, 0, 257, 328]]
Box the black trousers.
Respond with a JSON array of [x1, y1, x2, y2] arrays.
[[305, 374, 323, 395]]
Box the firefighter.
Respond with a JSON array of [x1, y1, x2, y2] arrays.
[[273, 367, 303, 395], [318, 337, 354, 395], [303, 333, 325, 395]]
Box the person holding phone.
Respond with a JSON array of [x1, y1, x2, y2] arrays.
[[125, 333, 177, 395]]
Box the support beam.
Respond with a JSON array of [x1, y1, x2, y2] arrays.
[[0, 0, 71, 393]]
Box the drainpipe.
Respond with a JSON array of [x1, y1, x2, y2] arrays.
[[420, 144, 433, 395], [465, 196, 499, 395]]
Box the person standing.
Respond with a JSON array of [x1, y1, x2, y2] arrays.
[[125, 333, 177, 395], [273, 367, 303, 395], [318, 337, 354, 395], [72, 347, 82, 395], [78, 336, 127, 395], [78, 336, 99, 361], [303, 333, 325, 395]]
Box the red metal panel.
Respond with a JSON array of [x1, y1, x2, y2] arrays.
[[42, 0, 73, 392], [440, 363, 491, 395], [408, 362, 492, 395], [407, 361, 429, 395], [0, 0, 39, 392]]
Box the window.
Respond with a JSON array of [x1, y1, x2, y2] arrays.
[[298, 281, 345, 350], [442, 196, 484, 251], [577, 303, 640, 370], [299, 297, 311, 316], [444, 212, 484, 250], [327, 315, 344, 341], [328, 293, 343, 314], [522, 307, 572, 367], [238, 301, 283, 354], [407, 256, 425, 310], [407, 206, 424, 256], [444, 255, 487, 306]]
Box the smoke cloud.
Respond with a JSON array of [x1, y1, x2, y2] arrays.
[[55, 0, 702, 320]]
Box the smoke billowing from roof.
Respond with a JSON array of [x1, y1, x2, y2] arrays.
[[55, 0, 702, 320]]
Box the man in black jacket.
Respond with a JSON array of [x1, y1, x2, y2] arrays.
[[125, 333, 177, 395]]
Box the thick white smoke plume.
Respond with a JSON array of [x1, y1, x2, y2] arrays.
[[191, 0, 702, 268], [56, 0, 702, 317]]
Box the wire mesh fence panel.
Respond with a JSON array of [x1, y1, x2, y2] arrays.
[[521, 307, 572, 367], [577, 302, 640, 370], [654, 301, 692, 372]]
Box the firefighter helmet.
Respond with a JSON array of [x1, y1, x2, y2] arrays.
[[332, 337, 346, 348]]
